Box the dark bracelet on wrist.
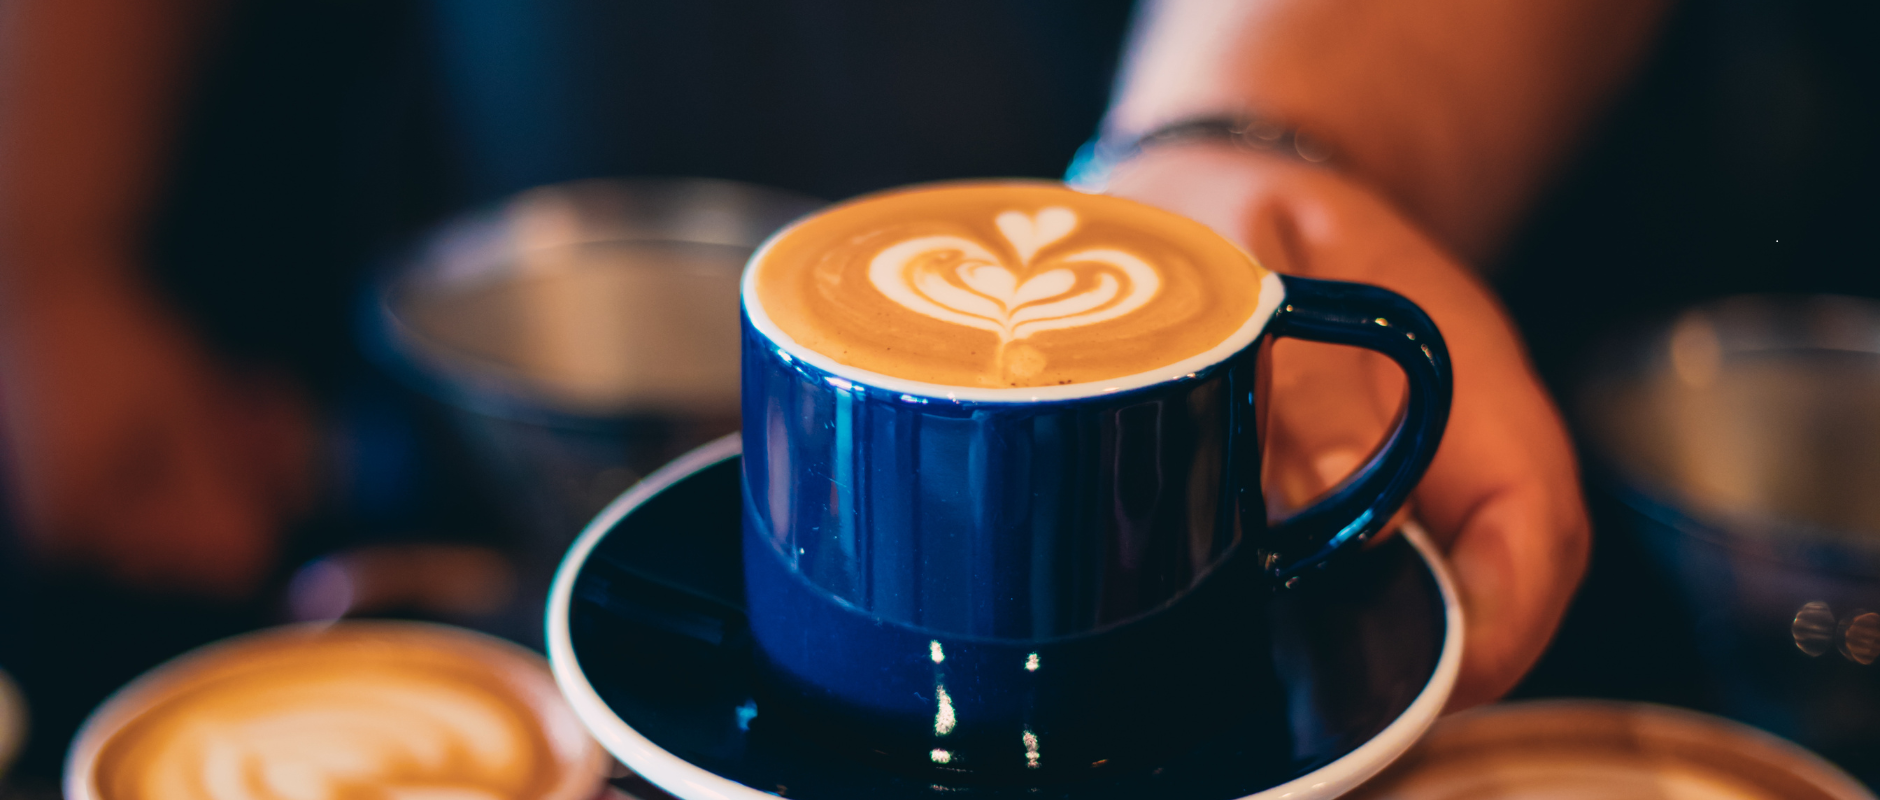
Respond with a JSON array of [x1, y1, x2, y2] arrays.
[[1065, 115, 1337, 191]]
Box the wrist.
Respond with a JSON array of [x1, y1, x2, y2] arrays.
[[1068, 113, 1339, 193]]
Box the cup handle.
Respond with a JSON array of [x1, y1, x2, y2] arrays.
[[1261, 274, 1453, 579]]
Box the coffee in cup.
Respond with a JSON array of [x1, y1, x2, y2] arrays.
[[751, 181, 1267, 388], [66, 622, 606, 800], [741, 180, 1451, 779]]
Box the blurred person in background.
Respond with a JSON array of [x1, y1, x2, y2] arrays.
[[2, 0, 1876, 787]]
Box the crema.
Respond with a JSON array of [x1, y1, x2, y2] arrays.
[[81, 625, 598, 800], [749, 182, 1268, 389]]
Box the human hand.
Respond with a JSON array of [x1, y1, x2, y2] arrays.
[[1108, 146, 1589, 709], [0, 265, 315, 599]]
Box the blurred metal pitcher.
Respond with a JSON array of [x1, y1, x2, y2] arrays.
[[1579, 294, 1880, 780], [363, 178, 822, 636]]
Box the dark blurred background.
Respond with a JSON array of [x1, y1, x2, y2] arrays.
[[2, 0, 1879, 790]]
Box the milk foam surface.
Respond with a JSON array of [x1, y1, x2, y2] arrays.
[[88, 628, 573, 800], [750, 182, 1268, 389]]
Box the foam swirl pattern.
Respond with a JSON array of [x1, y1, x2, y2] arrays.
[[750, 181, 1267, 389], [78, 625, 590, 800]]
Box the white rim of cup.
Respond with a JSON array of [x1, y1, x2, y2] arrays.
[[738, 186, 1288, 404], [63, 620, 610, 800], [546, 433, 1464, 800]]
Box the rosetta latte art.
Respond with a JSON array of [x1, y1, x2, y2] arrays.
[[868, 208, 1161, 346], [103, 670, 544, 800], [86, 627, 583, 800], [750, 181, 1267, 389]]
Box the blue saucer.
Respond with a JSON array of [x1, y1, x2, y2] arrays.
[[547, 436, 1461, 800]]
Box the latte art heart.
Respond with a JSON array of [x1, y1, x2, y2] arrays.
[[750, 182, 1268, 388], [995, 206, 1076, 264], [868, 208, 1162, 344]]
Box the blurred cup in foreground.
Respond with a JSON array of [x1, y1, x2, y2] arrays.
[[65, 622, 606, 800], [1579, 294, 1880, 781], [1349, 700, 1873, 799]]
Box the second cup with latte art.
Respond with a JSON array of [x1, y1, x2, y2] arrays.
[[66, 623, 606, 800]]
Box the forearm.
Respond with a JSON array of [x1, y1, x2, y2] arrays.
[[0, 0, 217, 314], [1109, 0, 1670, 262]]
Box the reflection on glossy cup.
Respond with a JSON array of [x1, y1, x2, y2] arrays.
[[65, 622, 606, 800], [1579, 294, 1880, 781], [365, 178, 823, 639]]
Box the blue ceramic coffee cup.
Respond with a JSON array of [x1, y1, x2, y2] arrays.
[[739, 182, 1451, 780]]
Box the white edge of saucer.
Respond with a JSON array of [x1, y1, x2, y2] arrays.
[[1240, 520, 1463, 800], [545, 434, 1465, 800], [548, 433, 761, 800]]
